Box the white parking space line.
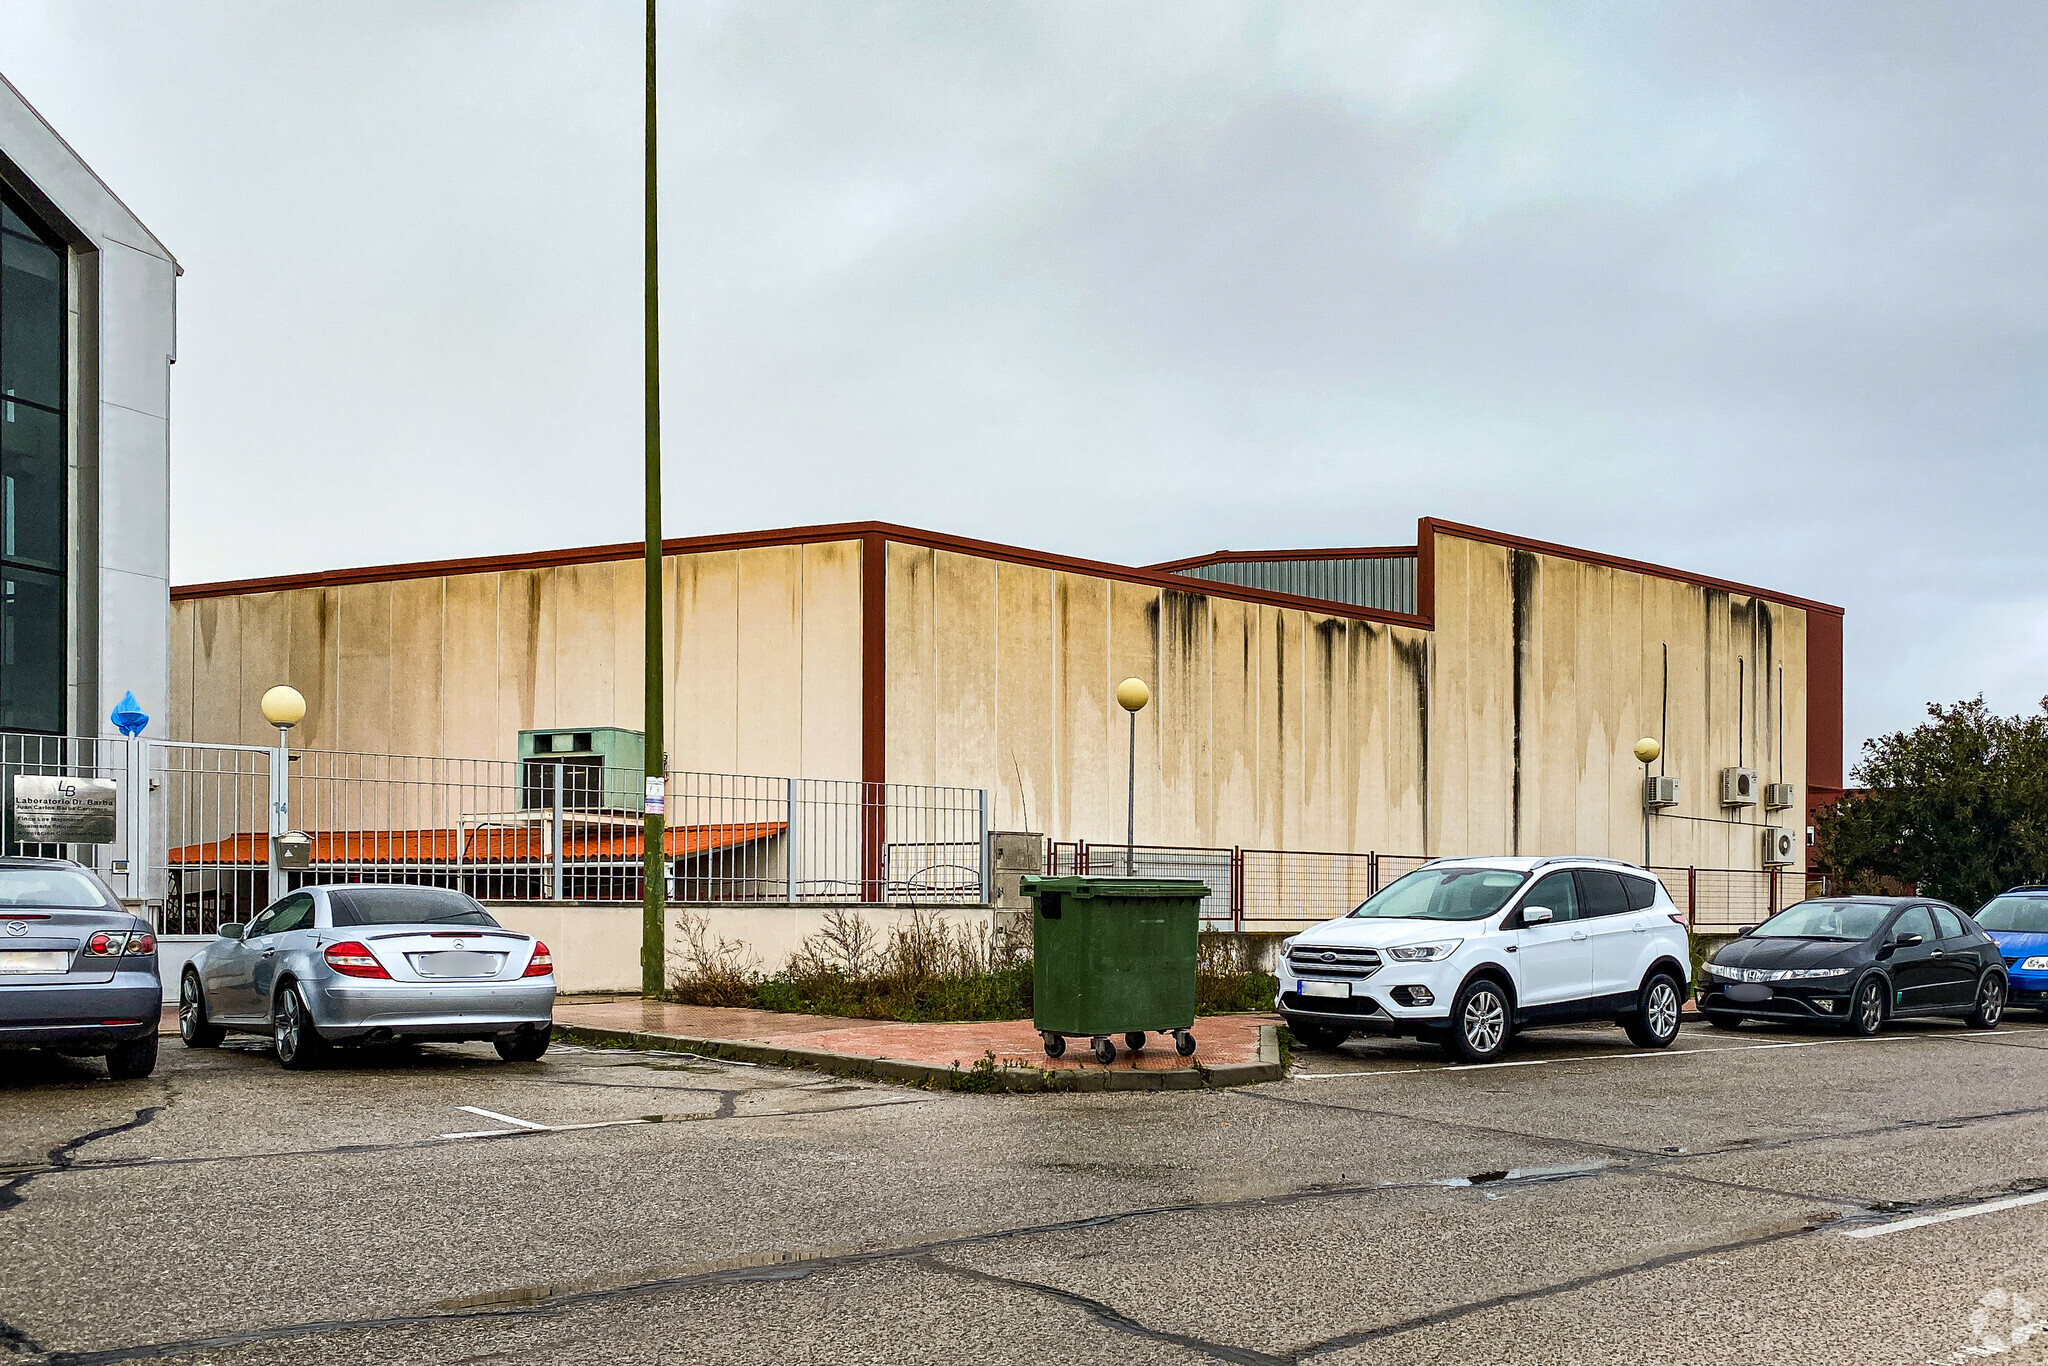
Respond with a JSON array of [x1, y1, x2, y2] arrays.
[[1843, 1188, 2048, 1239], [437, 1106, 653, 1141], [457, 1106, 549, 1131], [1291, 1026, 2048, 1081]]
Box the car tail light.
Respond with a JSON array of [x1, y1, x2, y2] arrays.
[[123, 931, 156, 956], [1667, 913, 1688, 926], [522, 942, 553, 977], [85, 931, 126, 957], [324, 940, 391, 979]]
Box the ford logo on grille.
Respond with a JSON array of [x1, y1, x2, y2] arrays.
[[4, 921, 25, 937], [1320, 952, 1336, 962]]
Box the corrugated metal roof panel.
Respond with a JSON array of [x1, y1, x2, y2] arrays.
[[1173, 557, 1417, 615]]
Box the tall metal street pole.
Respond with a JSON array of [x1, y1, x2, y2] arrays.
[[640, 0, 668, 996]]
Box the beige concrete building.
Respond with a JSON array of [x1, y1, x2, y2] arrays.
[[169, 518, 1843, 872]]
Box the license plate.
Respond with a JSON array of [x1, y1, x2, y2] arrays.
[[0, 950, 69, 975], [1726, 983, 1772, 1003], [413, 951, 503, 979], [1299, 979, 1350, 999]]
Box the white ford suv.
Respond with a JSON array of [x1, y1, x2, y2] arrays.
[[1276, 857, 1691, 1063]]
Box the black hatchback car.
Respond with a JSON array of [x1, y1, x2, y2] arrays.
[[1697, 897, 2007, 1035]]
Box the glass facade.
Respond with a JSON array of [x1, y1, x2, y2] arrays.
[[0, 191, 65, 732]]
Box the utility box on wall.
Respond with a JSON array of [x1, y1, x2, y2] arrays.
[[518, 728, 646, 812]]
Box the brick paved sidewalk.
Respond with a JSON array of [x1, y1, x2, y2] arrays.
[[553, 997, 1282, 1091]]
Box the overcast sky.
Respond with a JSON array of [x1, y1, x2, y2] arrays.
[[3, 1, 2044, 757]]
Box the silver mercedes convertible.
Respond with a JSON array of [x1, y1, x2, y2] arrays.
[[179, 884, 555, 1068]]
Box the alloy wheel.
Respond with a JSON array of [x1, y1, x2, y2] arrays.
[[1463, 989, 1506, 1054], [1978, 976, 2006, 1026], [179, 975, 201, 1042], [1646, 980, 1680, 1040], [1855, 980, 1885, 1034], [275, 990, 301, 1061]]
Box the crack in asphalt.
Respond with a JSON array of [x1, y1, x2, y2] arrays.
[[0, 1095, 930, 1187], [914, 1257, 1292, 1366], [1286, 1218, 1829, 1358], [0, 1107, 165, 1214], [14, 1169, 1618, 1364], [1235, 1088, 2048, 1208], [1, 1106, 166, 1359]]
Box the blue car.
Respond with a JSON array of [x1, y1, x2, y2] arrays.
[[0, 857, 161, 1077], [1974, 887, 2048, 1012]]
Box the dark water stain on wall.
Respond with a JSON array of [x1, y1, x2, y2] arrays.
[[1394, 633, 1430, 850], [1510, 550, 1538, 855]]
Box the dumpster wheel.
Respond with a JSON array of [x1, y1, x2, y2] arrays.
[[1090, 1036, 1117, 1065], [1041, 1032, 1066, 1060], [1174, 1029, 1197, 1057], [1124, 1031, 1147, 1051]]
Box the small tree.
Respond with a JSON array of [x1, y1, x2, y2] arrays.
[[1817, 697, 2048, 908]]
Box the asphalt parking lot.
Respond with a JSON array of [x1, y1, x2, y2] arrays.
[[7, 1014, 2048, 1365]]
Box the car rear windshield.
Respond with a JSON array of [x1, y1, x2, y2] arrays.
[[0, 868, 113, 909], [1974, 895, 2048, 934], [1752, 900, 1890, 940], [327, 888, 499, 928], [1350, 867, 1529, 922]]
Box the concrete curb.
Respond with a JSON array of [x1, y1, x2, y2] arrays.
[[554, 1022, 1285, 1093]]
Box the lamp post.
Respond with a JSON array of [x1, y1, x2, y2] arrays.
[[1117, 678, 1149, 876], [261, 686, 306, 904], [1634, 736, 1661, 868]]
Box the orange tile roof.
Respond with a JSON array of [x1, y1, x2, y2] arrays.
[[166, 822, 786, 867]]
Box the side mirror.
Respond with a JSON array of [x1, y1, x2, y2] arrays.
[[1521, 906, 1555, 927], [1894, 933, 1924, 948], [1735, 925, 1755, 937], [218, 923, 245, 941]]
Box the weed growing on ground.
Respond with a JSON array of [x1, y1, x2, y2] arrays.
[[668, 911, 1276, 1022]]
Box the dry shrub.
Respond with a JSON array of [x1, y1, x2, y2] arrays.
[[667, 909, 761, 1007]]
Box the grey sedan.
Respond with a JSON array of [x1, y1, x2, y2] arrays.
[[0, 857, 160, 1078], [180, 884, 555, 1068]]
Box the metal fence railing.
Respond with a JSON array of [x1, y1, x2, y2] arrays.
[[1050, 840, 1804, 933], [2, 732, 990, 934]]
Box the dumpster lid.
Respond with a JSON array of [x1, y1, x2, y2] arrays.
[[1018, 876, 1211, 899]]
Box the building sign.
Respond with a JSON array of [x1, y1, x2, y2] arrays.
[[11, 776, 118, 844]]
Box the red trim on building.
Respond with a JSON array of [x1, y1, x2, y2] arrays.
[[1419, 518, 1844, 618], [1805, 610, 1845, 793], [860, 533, 887, 787]]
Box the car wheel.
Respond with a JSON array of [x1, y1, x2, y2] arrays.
[[1624, 972, 1684, 1049], [1848, 976, 1887, 1036], [105, 1033, 158, 1080], [1967, 973, 2007, 1029], [1288, 1023, 1349, 1051], [494, 1027, 551, 1063], [273, 984, 329, 1070], [1443, 978, 1512, 1064], [179, 972, 225, 1048]]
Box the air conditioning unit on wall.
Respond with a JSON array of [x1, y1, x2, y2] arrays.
[[1764, 782, 1795, 811], [1721, 767, 1759, 807], [1763, 825, 1798, 866], [1643, 775, 1680, 808]]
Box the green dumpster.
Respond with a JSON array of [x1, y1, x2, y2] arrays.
[[1020, 875, 1209, 1065]]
